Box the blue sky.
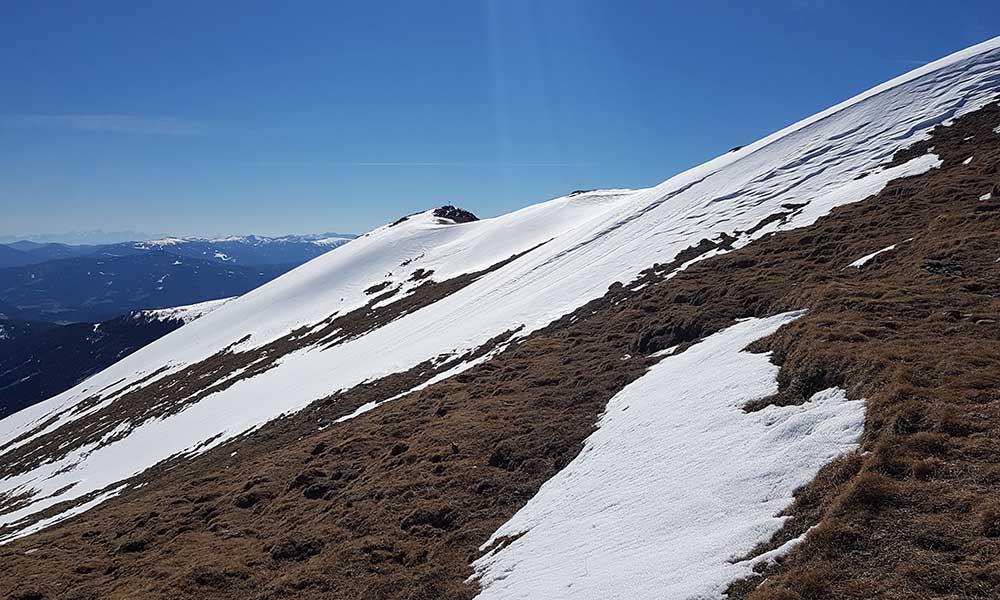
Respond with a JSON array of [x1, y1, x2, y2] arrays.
[[1, 1, 997, 240]]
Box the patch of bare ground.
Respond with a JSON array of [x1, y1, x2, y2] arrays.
[[1, 101, 999, 599]]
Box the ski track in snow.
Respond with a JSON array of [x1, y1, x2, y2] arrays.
[[1, 37, 999, 541], [471, 312, 866, 600]]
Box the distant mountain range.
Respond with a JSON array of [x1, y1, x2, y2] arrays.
[[0, 233, 355, 322], [0, 230, 162, 245], [0, 233, 355, 269]]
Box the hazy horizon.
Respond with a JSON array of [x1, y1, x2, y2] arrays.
[[0, 228, 360, 246]]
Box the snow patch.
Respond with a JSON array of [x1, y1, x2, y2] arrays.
[[650, 345, 679, 358], [471, 313, 866, 600], [0, 485, 125, 545], [336, 344, 511, 424], [847, 242, 901, 268]]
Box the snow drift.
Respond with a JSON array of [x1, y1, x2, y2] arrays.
[[471, 312, 866, 599]]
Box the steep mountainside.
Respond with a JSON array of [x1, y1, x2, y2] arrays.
[[0, 320, 57, 345], [1, 38, 999, 600], [0, 299, 232, 419]]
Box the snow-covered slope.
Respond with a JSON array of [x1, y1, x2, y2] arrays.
[[1, 37, 999, 547], [472, 313, 866, 599]]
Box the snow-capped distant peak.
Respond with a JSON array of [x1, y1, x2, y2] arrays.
[[311, 236, 355, 247], [206, 235, 249, 243], [137, 233, 357, 247], [134, 297, 235, 324], [137, 237, 187, 247]]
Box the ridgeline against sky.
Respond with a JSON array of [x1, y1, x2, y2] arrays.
[[1, 0, 997, 240]]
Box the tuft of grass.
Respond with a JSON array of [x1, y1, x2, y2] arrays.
[[906, 431, 949, 456], [748, 585, 800, 600], [910, 457, 943, 481], [794, 452, 862, 508], [802, 521, 862, 557], [979, 501, 1000, 538], [842, 471, 899, 510], [926, 402, 981, 436], [747, 564, 833, 600]]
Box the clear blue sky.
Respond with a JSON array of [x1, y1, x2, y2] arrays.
[[1, 1, 997, 240]]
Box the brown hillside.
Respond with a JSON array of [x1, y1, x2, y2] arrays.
[[3, 101, 1000, 600]]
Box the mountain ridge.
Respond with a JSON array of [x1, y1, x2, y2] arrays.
[[1, 36, 999, 600], [0, 233, 357, 269]]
